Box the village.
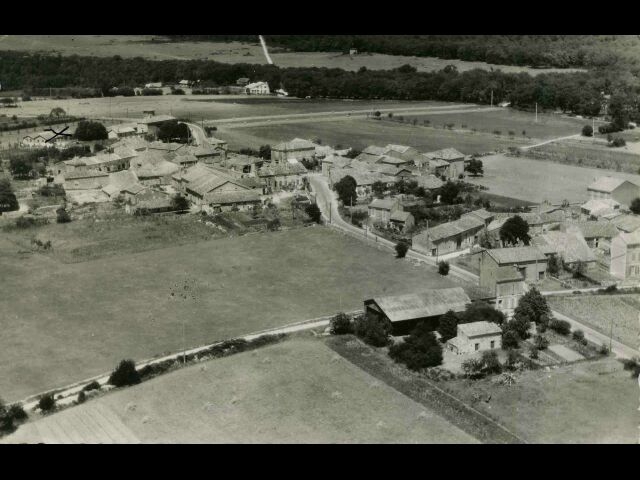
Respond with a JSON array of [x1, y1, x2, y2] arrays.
[[1, 36, 639, 445]]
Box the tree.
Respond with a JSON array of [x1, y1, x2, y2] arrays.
[[74, 120, 108, 141], [371, 181, 386, 198], [549, 318, 571, 335], [170, 194, 189, 212], [37, 393, 55, 413], [50, 107, 66, 118], [330, 312, 353, 335], [9, 157, 33, 178], [258, 144, 271, 160], [547, 254, 562, 275], [388, 322, 443, 371], [458, 302, 505, 326], [108, 359, 141, 387], [499, 215, 530, 246], [267, 218, 281, 231], [334, 175, 357, 206], [513, 287, 550, 324], [438, 261, 450, 276], [437, 310, 459, 342], [502, 329, 520, 349], [158, 120, 190, 143], [354, 314, 391, 347], [438, 181, 460, 204], [465, 158, 484, 176], [395, 241, 409, 258], [533, 334, 549, 350], [506, 313, 532, 340], [630, 198, 640, 215], [56, 206, 71, 223], [305, 203, 322, 223], [0, 179, 19, 214], [581, 124, 593, 137], [481, 350, 502, 375]]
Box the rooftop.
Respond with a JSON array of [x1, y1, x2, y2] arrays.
[[273, 138, 315, 151], [390, 210, 413, 222], [588, 176, 637, 193], [457, 321, 502, 338], [496, 266, 525, 283], [567, 221, 619, 239], [369, 287, 470, 323], [533, 231, 596, 264], [423, 148, 465, 161], [485, 246, 547, 265], [369, 198, 398, 211]]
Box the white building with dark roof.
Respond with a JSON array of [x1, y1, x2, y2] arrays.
[[587, 176, 640, 208]]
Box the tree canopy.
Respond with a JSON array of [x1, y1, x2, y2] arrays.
[[157, 120, 190, 143], [499, 215, 531, 246], [0, 179, 19, 214], [334, 175, 357, 206], [389, 322, 443, 371], [75, 120, 108, 141]]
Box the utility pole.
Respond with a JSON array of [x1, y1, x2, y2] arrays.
[[350, 197, 353, 223], [490, 89, 493, 107], [535, 103, 538, 123], [329, 201, 332, 224], [609, 318, 613, 353]]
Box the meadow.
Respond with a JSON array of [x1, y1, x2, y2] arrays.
[[0, 226, 458, 402], [2, 338, 476, 443], [465, 154, 640, 204], [0, 35, 584, 76]]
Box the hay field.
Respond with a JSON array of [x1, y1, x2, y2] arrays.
[[0, 226, 459, 402], [0, 35, 584, 76], [2, 338, 477, 444]]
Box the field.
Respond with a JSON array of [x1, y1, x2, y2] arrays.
[[329, 335, 637, 444], [218, 117, 529, 152], [0, 225, 460, 402], [1, 338, 476, 444], [0, 35, 584, 76], [548, 294, 640, 348], [465, 154, 640, 204]]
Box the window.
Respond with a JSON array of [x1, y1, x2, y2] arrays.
[[475, 343, 479, 351], [490, 341, 495, 349]]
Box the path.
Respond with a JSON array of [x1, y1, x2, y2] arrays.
[[520, 133, 580, 150]]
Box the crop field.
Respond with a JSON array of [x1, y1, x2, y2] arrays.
[[395, 109, 587, 141], [0, 35, 584, 76], [0, 226, 459, 402], [465, 154, 640, 204], [529, 138, 640, 175], [218, 117, 529, 152], [548, 294, 640, 348], [2, 338, 477, 444]]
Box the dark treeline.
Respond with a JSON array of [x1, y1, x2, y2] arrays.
[[166, 35, 640, 70], [2, 51, 639, 118]]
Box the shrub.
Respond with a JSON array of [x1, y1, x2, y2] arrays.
[[621, 357, 640, 378], [305, 203, 322, 223], [267, 218, 281, 231], [481, 350, 502, 375], [461, 358, 484, 379], [8, 404, 27, 422], [581, 124, 593, 137], [330, 312, 353, 335], [572, 329, 585, 343], [354, 314, 391, 347], [609, 137, 626, 148], [549, 318, 571, 335], [395, 241, 409, 258], [529, 345, 539, 359], [108, 359, 141, 387], [502, 329, 520, 349], [77, 391, 86, 404], [599, 344, 610, 355], [56, 207, 71, 223], [82, 380, 101, 392], [533, 334, 549, 350], [37, 393, 55, 413], [15, 216, 37, 229], [505, 349, 520, 369], [389, 327, 443, 371], [437, 310, 459, 342], [438, 261, 450, 276]]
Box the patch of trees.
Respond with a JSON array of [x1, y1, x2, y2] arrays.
[[353, 314, 391, 347], [499, 215, 531, 246], [465, 158, 484, 176], [333, 175, 357, 206], [0, 399, 27, 434], [305, 203, 322, 223], [0, 179, 19, 214], [170, 194, 190, 212], [108, 359, 141, 387], [158, 120, 190, 143], [395, 240, 409, 258], [56, 207, 71, 223], [74, 120, 108, 141], [389, 323, 443, 371]]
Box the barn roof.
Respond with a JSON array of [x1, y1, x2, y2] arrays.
[[588, 176, 638, 193], [457, 321, 502, 338], [369, 287, 471, 323], [485, 246, 547, 265]]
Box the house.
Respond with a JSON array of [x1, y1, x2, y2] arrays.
[[460, 208, 495, 228], [447, 321, 503, 355], [126, 189, 173, 215], [480, 247, 548, 286], [360, 145, 388, 161], [178, 80, 192, 87], [257, 161, 307, 191], [364, 287, 471, 336], [184, 168, 260, 212], [412, 215, 486, 257], [422, 148, 466, 179], [245, 81, 270, 95], [321, 154, 352, 176], [580, 198, 621, 220], [609, 214, 640, 234], [148, 141, 186, 154], [564, 221, 620, 252], [271, 138, 316, 163], [368, 197, 402, 225], [376, 154, 414, 168], [610, 230, 640, 281], [329, 168, 397, 198], [222, 154, 264, 175], [170, 153, 199, 169], [188, 143, 226, 163], [532, 231, 597, 271], [136, 115, 176, 137], [107, 123, 144, 140], [414, 174, 444, 191], [587, 177, 640, 208], [130, 151, 181, 186], [477, 266, 527, 319], [275, 88, 289, 97], [236, 78, 250, 87], [383, 144, 420, 163], [144, 83, 163, 89], [63, 170, 109, 190], [389, 210, 415, 233]]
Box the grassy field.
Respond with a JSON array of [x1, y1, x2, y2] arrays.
[[0, 35, 584, 76], [2, 338, 476, 444], [548, 294, 640, 348], [465, 154, 640, 204], [394, 109, 587, 142], [218, 117, 529, 152], [0, 225, 459, 402]]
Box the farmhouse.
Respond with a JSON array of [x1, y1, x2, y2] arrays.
[[580, 198, 621, 220], [62, 170, 109, 190], [245, 81, 270, 95], [107, 123, 145, 140], [479, 265, 526, 319], [389, 210, 415, 233], [271, 138, 316, 163], [532, 231, 597, 271], [587, 177, 640, 208], [359, 145, 388, 161], [422, 148, 466, 179], [126, 189, 173, 215], [447, 321, 503, 355], [185, 168, 260, 212], [564, 221, 619, 251], [610, 230, 640, 281], [222, 154, 264, 175], [321, 154, 353, 176], [188, 143, 226, 163], [131, 153, 181, 186], [460, 208, 495, 228], [364, 287, 471, 336], [383, 144, 420, 163], [480, 247, 548, 286], [329, 168, 396, 197], [257, 161, 307, 191], [368, 197, 402, 225], [412, 215, 485, 257]]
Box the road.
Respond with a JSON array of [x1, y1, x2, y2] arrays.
[[308, 174, 479, 284], [185, 122, 208, 146], [519, 133, 580, 150]]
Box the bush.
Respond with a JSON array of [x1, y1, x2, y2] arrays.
[[108, 359, 141, 387], [572, 329, 585, 343], [354, 314, 391, 347], [438, 261, 450, 276], [330, 312, 353, 335], [505, 349, 520, 369], [77, 391, 86, 404], [37, 393, 55, 413], [305, 203, 322, 223], [621, 357, 640, 379], [461, 358, 484, 379], [610, 137, 626, 147], [481, 350, 502, 375], [533, 334, 549, 350], [581, 124, 593, 137], [395, 241, 409, 258], [529, 345, 539, 359], [502, 329, 520, 349], [82, 380, 101, 392], [56, 207, 71, 223], [549, 318, 571, 335], [599, 344, 610, 355], [267, 218, 281, 231], [15, 216, 37, 229], [389, 323, 443, 371], [8, 404, 27, 422]]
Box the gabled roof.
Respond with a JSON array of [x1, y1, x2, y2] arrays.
[[485, 246, 547, 265], [581, 198, 620, 213], [423, 148, 465, 161], [171, 154, 199, 165], [413, 215, 484, 243], [369, 198, 398, 211], [148, 141, 185, 152], [362, 145, 387, 156], [390, 210, 413, 222], [377, 155, 412, 166], [206, 190, 261, 205], [415, 175, 444, 190], [534, 231, 596, 264], [588, 176, 638, 193], [188, 144, 221, 157], [568, 221, 619, 239], [610, 214, 640, 233], [426, 158, 450, 168], [457, 321, 502, 338], [64, 170, 109, 180], [384, 144, 414, 154], [135, 160, 180, 178], [257, 162, 307, 177], [137, 115, 176, 125], [224, 154, 262, 167], [462, 208, 494, 222], [368, 287, 471, 323], [273, 138, 315, 151]]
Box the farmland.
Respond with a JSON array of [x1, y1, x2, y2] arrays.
[[0, 225, 460, 402], [465, 154, 640, 204], [0, 35, 584, 76], [548, 294, 640, 348], [1, 338, 477, 444]]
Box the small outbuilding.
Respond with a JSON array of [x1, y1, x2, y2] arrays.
[[447, 321, 503, 355]]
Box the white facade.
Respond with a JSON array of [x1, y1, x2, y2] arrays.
[[245, 82, 270, 95]]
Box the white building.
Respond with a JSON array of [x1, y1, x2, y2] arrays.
[[245, 82, 270, 95], [447, 321, 503, 355]]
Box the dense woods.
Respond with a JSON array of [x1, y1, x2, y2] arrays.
[[1, 49, 640, 119]]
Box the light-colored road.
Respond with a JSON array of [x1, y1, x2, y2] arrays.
[[185, 122, 208, 146], [520, 133, 581, 150], [308, 174, 478, 284]]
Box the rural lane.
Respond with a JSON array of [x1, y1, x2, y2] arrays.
[[519, 133, 580, 150]]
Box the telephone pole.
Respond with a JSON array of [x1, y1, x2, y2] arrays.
[[535, 103, 538, 123], [490, 89, 493, 107]]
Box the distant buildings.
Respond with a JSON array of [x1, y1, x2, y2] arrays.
[[271, 138, 316, 163], [421, 148, 466, 180], [245, 82, 270, 95], [610, 230, 640, 280], [532, 230, 597, 271], [587, 177, 640, 208]]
